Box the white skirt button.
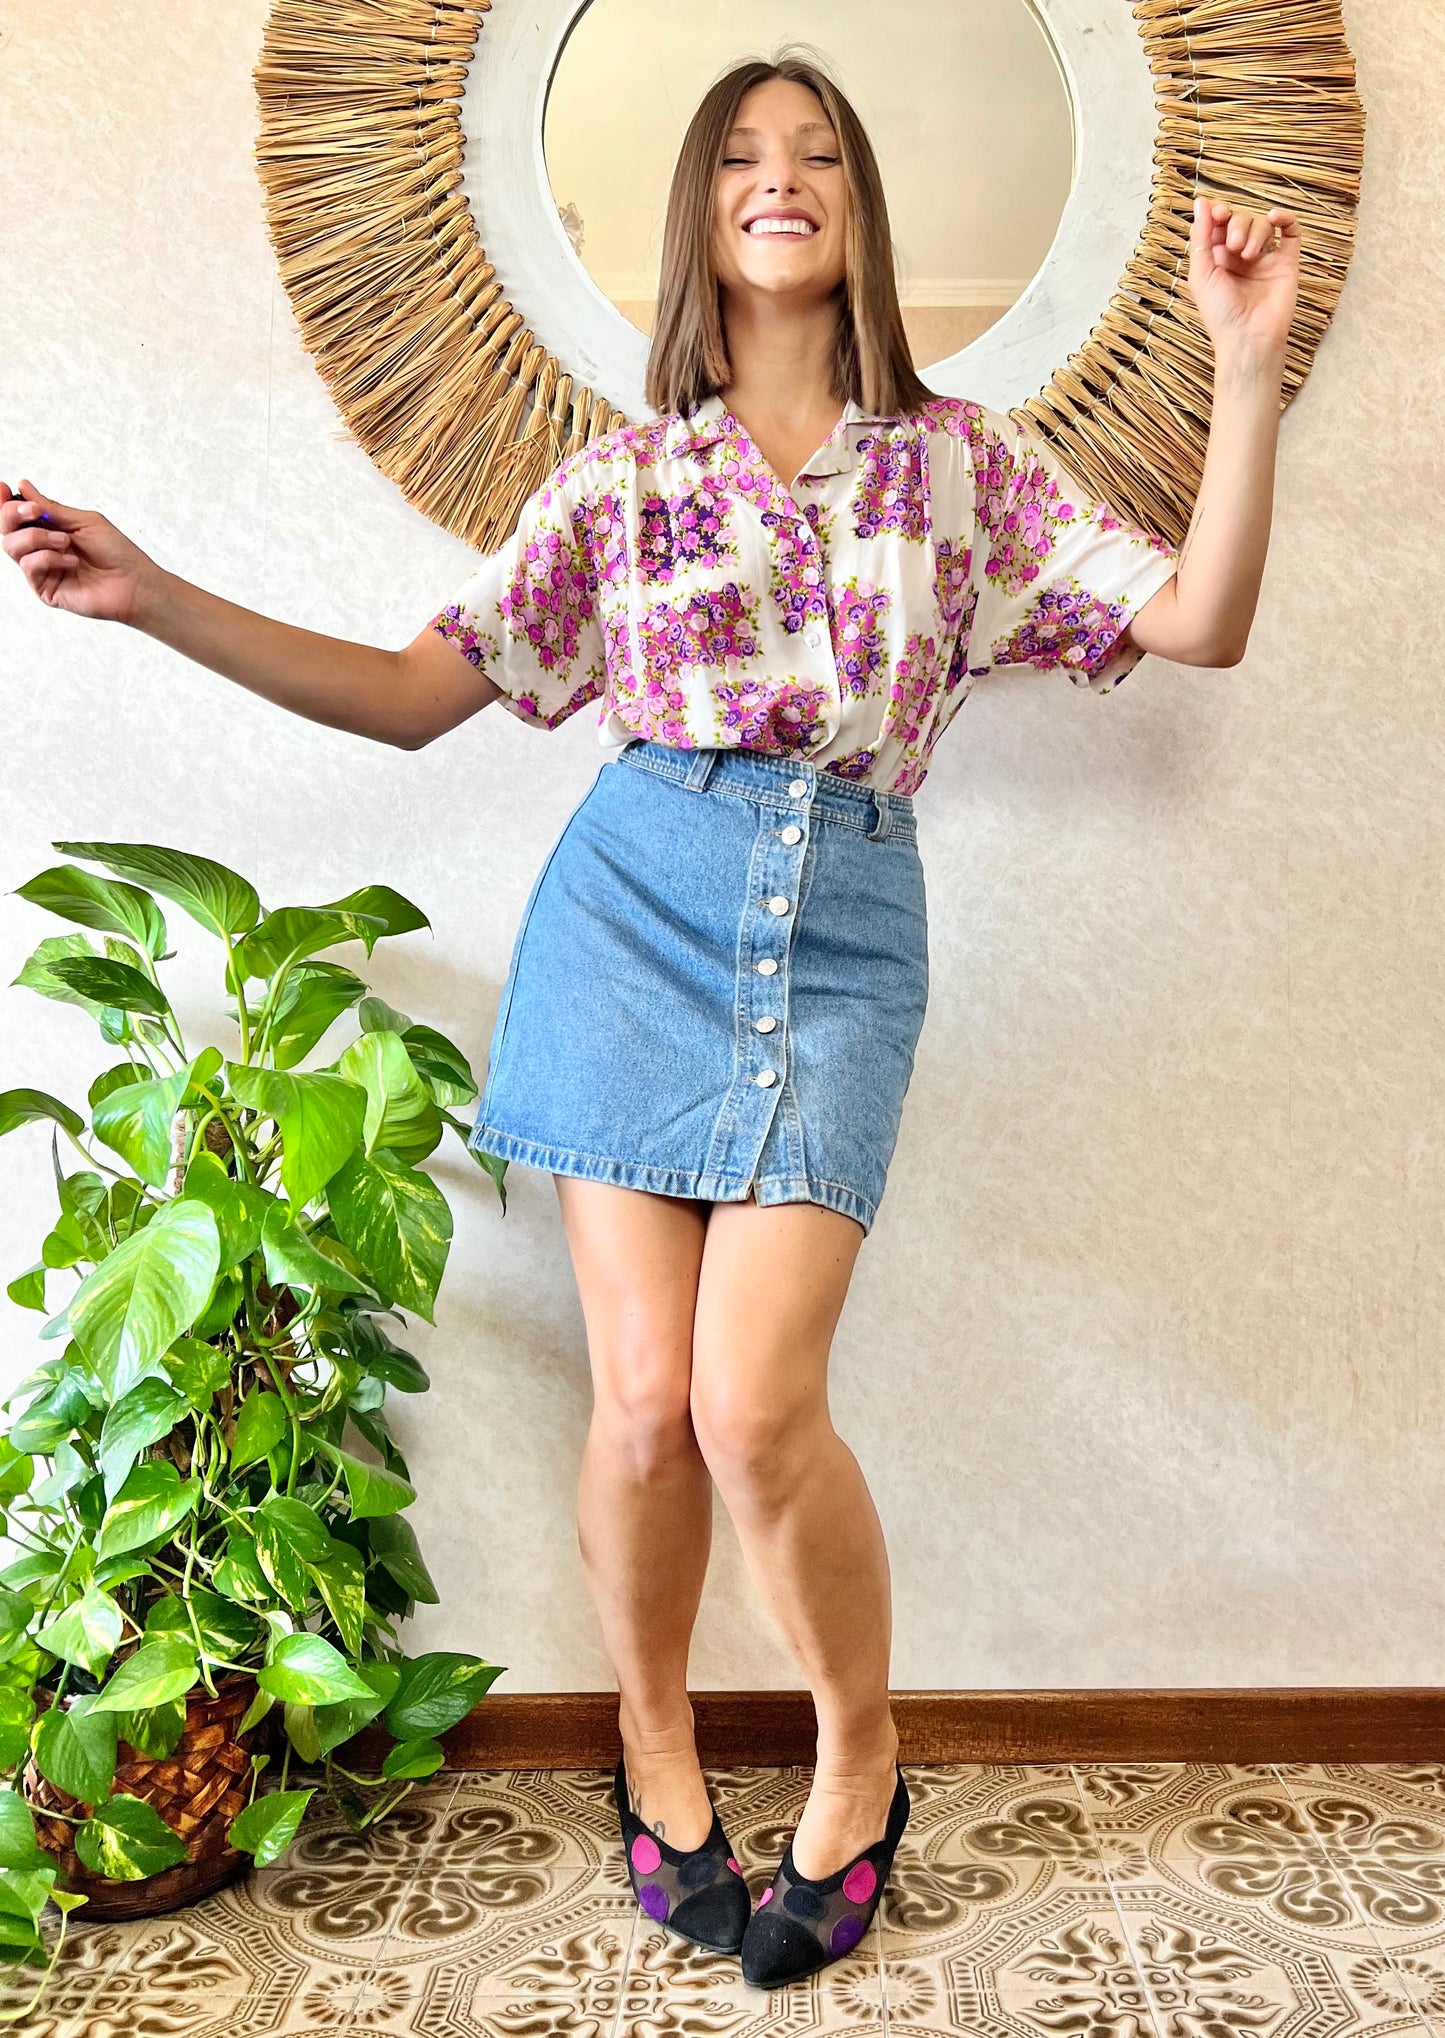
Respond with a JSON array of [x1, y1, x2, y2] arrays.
[[755, 1068, 778, 1088], [756, 957, 779, 975], [767, 895, 790, 915], [787, 778, 809, 797], [780, 825, 803, 845], [754, 1015, 778, 1034]]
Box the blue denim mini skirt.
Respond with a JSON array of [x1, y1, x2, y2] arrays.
[[468, 739, 929, 1232]]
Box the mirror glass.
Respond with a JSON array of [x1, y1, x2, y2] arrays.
[[544, 0, 1074, 371]]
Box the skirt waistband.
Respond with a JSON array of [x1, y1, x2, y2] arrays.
[[613, 739, 918, 843]]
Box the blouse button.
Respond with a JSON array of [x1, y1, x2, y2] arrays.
[[755, 1069, 778, 1089], [756, 958, 779, 976], [767, 895, 790, 916], [754, 1016, 778, 1034], [804, 628, 823, 651], [779, 825, 803, 845]]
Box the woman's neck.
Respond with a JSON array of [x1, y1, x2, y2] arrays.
[[718, 289, 843, 446]]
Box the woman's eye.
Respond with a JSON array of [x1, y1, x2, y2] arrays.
[[807, 155, 840, 166]]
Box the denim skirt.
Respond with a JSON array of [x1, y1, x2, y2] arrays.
[[468, 739, 929, 1233]]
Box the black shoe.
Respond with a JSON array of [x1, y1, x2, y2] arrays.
[[613, 1755, 752, 1955], [740, 1763, 910, 1989]]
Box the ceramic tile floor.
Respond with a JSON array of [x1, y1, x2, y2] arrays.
[[12, 1761, 1445, 2036]]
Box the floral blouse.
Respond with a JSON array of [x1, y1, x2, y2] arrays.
[[430, 391, 1180, 796]]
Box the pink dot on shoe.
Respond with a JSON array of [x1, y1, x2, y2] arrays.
[[758, 1886, 773, 1904], [727, 1857, 742, 1873], [631, 1834, 662, 1874], [842, 1859, 877, 1904]]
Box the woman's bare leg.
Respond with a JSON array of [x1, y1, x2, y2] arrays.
[[688, 1200, 899, 1881], [552, 1176, 716, 1851]]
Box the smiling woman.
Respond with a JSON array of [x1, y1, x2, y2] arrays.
[[543, 0, 1074, 367]]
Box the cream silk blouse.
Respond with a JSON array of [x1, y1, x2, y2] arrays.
[[430, 392, 1181, 796]]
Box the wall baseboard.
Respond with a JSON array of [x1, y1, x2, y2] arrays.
[[369, 1690, 1445, 1771]]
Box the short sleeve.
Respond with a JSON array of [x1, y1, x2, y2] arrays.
[[963, 413, 1180, 695], [427, 449, 607, 730]]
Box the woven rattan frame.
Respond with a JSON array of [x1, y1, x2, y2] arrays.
[[253, 0, 1363, 553]]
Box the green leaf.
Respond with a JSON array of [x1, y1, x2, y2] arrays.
[[183, 1588, 262, 1664], [251, 1497, 330, 1608], [69, 1199, 221, 1401], [268, 963, 366, 1071], [0, 1689, 35, 1769], [383, 1653, 503, 1740], [257, 1633, 373, 1707], [89, 1635, 198, 1714], [13, 932, 104, 1012], [315, 1440, 415, 1521], [96, 1462, 201, 1561], [401, 1023, 478, 1108], [230, 1389, 288, 1471], [0, 1795, 48, 1872], [309, 1542, 365, 1658], [0, 1588, 31, 1662], [91, 1062, 197, 1187], [115, 1698, 186, 1759], [323, 885, 430, 953], [260, 1203, 374, 1299], [348, 1317, 429, 1393], [327, 1151, 452, 1321], [235, 907, 383, 984], [283, 1700, 322, 1762], [191, 1269, 243, 1342], [225, 1066, 367, 1211], [180, 1153, 269, 1272], [0, 1087, 84, 1140], [5, 1263, 46, 1313], [15, 864, 168, 958], [32, 1694, 117, 1804], [9, 1373, 91, 1455], [366, 1513, 439, 1605], [74, 1794, 188, 1879], [381, 1736, 445, 1780], [228, 1787, 314, 1867], [358, 995, 412, 1034], [0, 1864, 57, 1925], [42, 956, 169, 1017], [98, 1378, 190, 1501], [53, 842, 260, 939], [213, 1532, 271, 1608], [35, 1588, 123, 1678], [163, 1337, 232, 1408], [313, 1658, 401, 1756], [336, 1032, 442, 1163]]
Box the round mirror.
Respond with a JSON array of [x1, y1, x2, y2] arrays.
[[542, 0, 1074, 372]]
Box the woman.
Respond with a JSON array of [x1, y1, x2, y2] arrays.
[[3, 51, 1297, 1989]]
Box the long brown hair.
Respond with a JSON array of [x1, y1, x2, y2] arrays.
[[644, 52, 933, 420]]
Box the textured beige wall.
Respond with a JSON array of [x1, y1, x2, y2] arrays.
[[1, 2, 1440, 1695]]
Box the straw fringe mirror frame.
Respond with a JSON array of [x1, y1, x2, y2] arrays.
[[252, 0, 1364, 555]]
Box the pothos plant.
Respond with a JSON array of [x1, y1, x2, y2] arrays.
[[0, 842, 508, 2006]]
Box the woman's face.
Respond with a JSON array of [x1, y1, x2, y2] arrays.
[[710, 78, 848, 309]]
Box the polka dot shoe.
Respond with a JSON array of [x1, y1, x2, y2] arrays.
[[612, 1755, 752, 1954], [740, 1764, 910, 1989]]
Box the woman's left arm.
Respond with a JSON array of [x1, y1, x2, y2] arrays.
[[1124, 196, 1302, 668]]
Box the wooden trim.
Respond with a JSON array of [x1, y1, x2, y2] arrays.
[[359, 1691, 1445, 1771]]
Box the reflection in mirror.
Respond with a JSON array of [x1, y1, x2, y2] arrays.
[[544, 0, 1074, 373]]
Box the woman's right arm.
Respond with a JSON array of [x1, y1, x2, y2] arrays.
[[0, 477, 502, 750]]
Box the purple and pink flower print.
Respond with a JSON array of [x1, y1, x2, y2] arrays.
[[851, 430, 929, 541], [637, 483, 735, 582], [498, 523, 597, 674], [427, 391, 1177, 790], [638, 583, 760, 680], [714, 676, 831, 753], [989, 579, 1133, 678]]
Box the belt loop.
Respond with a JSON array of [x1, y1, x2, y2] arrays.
[[684, 746, 719, 791], [865, 789, 892, 842]]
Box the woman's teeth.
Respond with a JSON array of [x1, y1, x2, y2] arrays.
[[745, 218, 817, 236]]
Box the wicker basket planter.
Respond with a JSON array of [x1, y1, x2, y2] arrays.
[[21, 1673, 262, 1919]]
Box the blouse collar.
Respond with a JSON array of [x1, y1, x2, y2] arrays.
[[661, 391, 898, 476]]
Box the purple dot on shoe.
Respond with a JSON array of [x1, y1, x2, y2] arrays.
[[639, 1883, 670, 1921], [830, 1912, 867, 1955]]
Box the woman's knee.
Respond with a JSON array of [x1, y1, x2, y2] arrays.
[[589, 1338, 697, 1473], [688, 1357, 818, 1497]]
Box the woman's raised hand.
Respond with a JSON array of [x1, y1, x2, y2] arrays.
[[1187, 197, 1301, 361], [1, 478, 162, 627]]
